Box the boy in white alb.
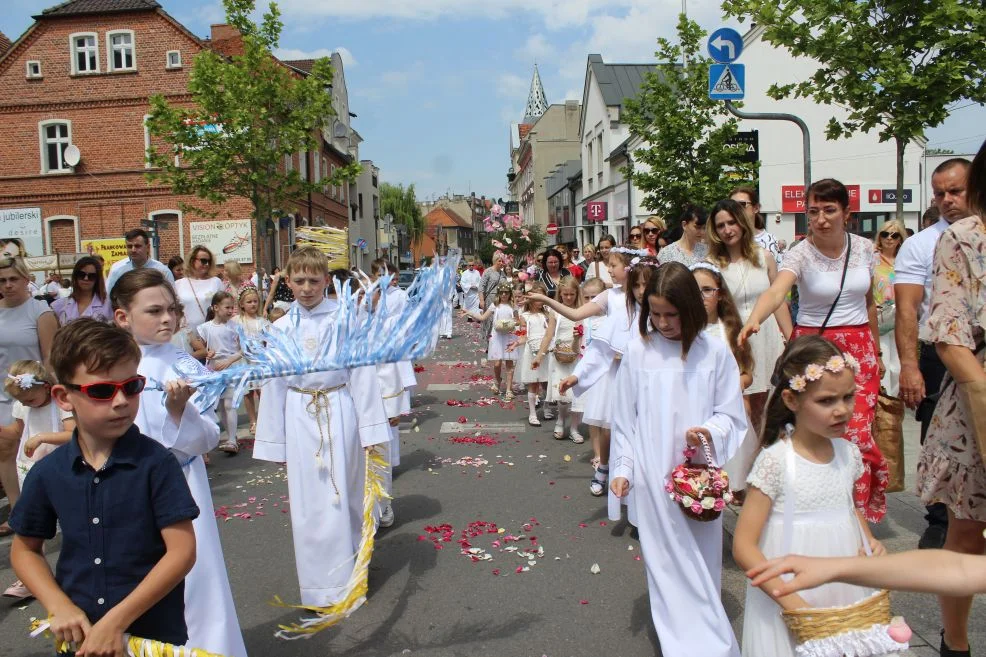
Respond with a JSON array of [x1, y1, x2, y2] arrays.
[[254, 248, 391, 607]]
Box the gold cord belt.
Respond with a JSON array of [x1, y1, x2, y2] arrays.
[[289, 384, 346, 497]]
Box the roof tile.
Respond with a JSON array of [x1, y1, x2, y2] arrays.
[[39, 0, 160, 18], [0, 31, 11, 55]]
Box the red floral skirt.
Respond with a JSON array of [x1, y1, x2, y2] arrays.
[[792, 324, 887, 522]]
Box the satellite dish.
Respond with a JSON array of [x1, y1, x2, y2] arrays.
[[63, 144, 81, 167]]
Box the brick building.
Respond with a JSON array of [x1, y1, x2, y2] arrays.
[[0, 0, 350, 273], [413, 206, 474, 264]]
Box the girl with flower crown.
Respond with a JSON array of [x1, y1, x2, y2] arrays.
[[609, 262, 747, 657], [733, 335, 901, 657]]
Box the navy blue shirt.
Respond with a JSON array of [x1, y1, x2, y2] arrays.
[[9, 425, 199, 645]]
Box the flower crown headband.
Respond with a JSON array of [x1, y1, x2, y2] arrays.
[[6, 372, 45, 389], [689, 261, 722, 277], [626, 255, 660, 272], [611, 247, 649, 256], [775, 354, 860, 393]]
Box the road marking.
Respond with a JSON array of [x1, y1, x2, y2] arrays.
[[427, 383, 473, 392], [440, 421, 527, 433]]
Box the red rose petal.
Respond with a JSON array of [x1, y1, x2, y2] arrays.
[[580, 599, 589, 605]]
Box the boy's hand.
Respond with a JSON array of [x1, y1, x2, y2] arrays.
[[77, 615, 126, 657], [558, 375, 578, 394], [163, 380, 194, 419], [48, 602, 92, 648], [610, 477, 629, 498], [388, 417, 400, 427], [685, 427, 711, 447]]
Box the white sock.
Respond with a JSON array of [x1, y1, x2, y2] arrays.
[[223, 398, 238, 444], [527, 392, 537, 412], [570, 411, 583, 434], [558, 404, 570, 431]]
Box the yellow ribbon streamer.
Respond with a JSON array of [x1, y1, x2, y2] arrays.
[[31, 618, 226, 656]]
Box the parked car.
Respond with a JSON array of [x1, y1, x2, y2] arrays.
[[398, 270, 416, 289]]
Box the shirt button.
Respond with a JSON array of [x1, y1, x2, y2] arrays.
[[93, 476, 100, 484], [97, 597, 105, 605], [94, 558, 102, 565], [92, 517, 100, 525]]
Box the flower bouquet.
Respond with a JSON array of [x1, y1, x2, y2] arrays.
[[665, 435, 733, 521], [494, 318, 517, 334]]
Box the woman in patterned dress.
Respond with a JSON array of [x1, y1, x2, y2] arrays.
[[915, 141, 986, 656]]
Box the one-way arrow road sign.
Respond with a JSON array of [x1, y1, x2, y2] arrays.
[[709, 63, 745, 100]]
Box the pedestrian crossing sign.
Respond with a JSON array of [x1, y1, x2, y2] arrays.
[[708, 63, 745, 100]]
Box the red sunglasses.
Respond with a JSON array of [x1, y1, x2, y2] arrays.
[[63, 375, 147, 401]]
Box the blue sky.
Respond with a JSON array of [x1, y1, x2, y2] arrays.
[[3, 0, 983, 202]]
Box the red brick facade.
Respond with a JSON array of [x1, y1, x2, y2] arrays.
[[0, 4, 349, 272]]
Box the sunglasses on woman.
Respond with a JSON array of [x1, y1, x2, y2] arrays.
[[76, 271, 98, 281], [63, 375, 147, 401], [629, 233, 642, 240], [879, 231, 900, 240], [196, 257, 211, 265], [643, 227, 661, 235]]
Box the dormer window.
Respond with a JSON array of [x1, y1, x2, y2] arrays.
[[107, 30, 135, 71], [70, 33, 99, 74], [26, 61, 42, 79]]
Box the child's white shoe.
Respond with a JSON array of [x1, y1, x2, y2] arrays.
[[528, 413, 541, 427], [570, 430, 585, 444], [379, 504, 395, 528]]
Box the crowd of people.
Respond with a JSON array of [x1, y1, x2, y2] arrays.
[[0, 143, 985, 656]]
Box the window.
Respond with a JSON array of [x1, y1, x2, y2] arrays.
[[313, 151, 321, 185], [166, 50, 181, 69], [39, 120, 72, 174], [358, 193, 364, 218], [70, 33, 99, 74], [143, 114, 151, 168], [596, 132, 603, 176], [321, 157, 328, 194], [26, 61, 41, 78], [298, 150, 307, 180], [107, 31, 135, 71], [284, 152, 294, 173]]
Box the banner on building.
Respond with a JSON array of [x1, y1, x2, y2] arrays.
[[0, 207, 45, 259], [82, 238, 129, 276], [189, 219, 253, 264]]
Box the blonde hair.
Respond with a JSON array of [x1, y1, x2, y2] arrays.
[[4, 360, 54, 398], [707, 198, 762, 269], [581, 277, 605, 299], [875, 219, 908, 255], [523, 282, 549, 314], [238, 286, 260, 312], [0, 256, 32, 280], [286, 246, 329, 276], [643, 216, 666, 232], [556, 275, 583, 309], [224, 261, 242, 279]]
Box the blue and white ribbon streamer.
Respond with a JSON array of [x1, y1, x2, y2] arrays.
[[150, 258, 458, 409]]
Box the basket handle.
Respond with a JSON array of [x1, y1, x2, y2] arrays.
[[688, 431, 719, 469]]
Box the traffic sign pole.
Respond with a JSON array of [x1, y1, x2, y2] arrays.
[[724, 100, 812, 190]]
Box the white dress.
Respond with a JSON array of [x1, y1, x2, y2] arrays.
[[721, 252, 784, 395], [546, 312, 583, 406], [136, 343, 247, 657], [518, 311, 550, 384], [486, 303, 518, 361], [742, 437, 900, 657], [12, 400, 72, 487], [611, 331, 747, 657], [573, 288, 631, 428], [460, 269, 481, 314], [254, 299, 391, 607], [174, 277, 225, 333]]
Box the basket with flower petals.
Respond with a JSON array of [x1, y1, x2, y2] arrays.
[[665, 434, 733, 522]]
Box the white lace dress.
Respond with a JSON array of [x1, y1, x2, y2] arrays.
[[486, 303, 518, 362], [546, 313, 583, 408], [742, 437, 900, 657], [722, 251, 785, 395], [518, 310, 549, 384]]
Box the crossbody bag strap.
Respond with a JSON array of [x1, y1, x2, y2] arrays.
[[818, 235, 851, 333]]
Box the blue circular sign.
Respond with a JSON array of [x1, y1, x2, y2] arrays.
[[707, 27, 744, 64]]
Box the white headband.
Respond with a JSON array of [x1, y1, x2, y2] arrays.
[[6, 372, 42, 389], [689, 261, 722, 276]]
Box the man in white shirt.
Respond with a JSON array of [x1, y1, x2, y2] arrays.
[[894, 157, 970, 549], [105, 228, 175, 296]]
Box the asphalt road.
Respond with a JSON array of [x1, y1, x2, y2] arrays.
[[1, 314, 982, 656]]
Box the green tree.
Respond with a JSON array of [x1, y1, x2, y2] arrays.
[[379, 182, 425, 245], [723, 0, 986, 219], [623, 15, 758, 221], [145, 0, 359, 268]]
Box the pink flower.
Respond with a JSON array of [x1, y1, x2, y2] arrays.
[[713, 498, 726, 512], [690, 502, 703, 515]]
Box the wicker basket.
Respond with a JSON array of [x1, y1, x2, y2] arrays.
[[553, 342, 578, 364], [665, 435, 732, 522], [494, 319, 517, 334], [782, 589, 893, 646]]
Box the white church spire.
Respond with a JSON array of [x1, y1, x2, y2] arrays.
[[523, 64, 548, 123]]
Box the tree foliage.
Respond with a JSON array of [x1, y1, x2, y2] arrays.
[[379, 182, 425, 245], [722, 0, 986, 219], [145, 0, 359, 267], [623, 15, 758, 221]]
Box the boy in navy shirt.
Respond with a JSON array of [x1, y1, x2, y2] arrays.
[[9, 319, 199, 656]]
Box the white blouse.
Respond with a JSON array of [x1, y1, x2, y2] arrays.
[[174, 277, 225, 331], [780, 233, 874, 327]]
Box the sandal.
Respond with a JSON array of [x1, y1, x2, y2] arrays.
[[589, 465, 609, 497], [553, 420, 565, 440], [504, 391, 514, 402], [528, 414, 541, 427], [219, 440, 240, 455], [0, 522, 13, 537], [570, 430, 585, 445], [250, 423, 257, 434]]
